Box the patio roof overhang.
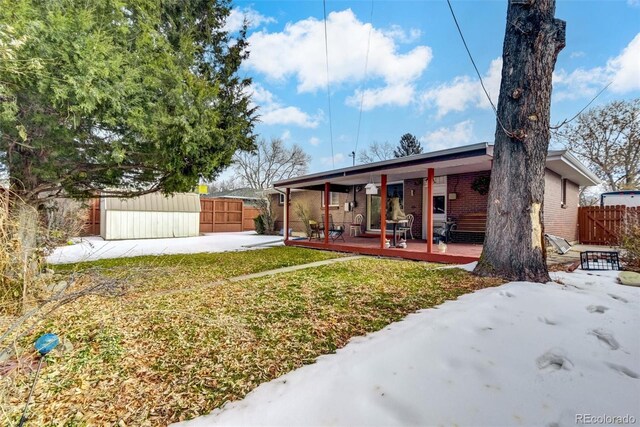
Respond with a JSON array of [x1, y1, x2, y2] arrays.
[[274, 143, 492, 190], [274, 143, 601, 190]]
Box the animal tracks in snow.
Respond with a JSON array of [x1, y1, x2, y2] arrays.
[[608, 294, 628, 303], [588, 329, 620, 350], [536, 349, 574, 371], [586, 305, 609, 314], [605, 363, 639, 379]]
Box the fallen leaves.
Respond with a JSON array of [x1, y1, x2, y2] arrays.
[[1, 249, 502, 426]]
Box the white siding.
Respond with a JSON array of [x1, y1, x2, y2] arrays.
[[103, 211, 199, 240]]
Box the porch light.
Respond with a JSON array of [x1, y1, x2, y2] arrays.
[[365, 183, 378, 195]]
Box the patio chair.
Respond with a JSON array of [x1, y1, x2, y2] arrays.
[[434, 220, 455, 243], [321, 214, 345, 242], [308, 220, 322, 240], [399, 213, 414, 240], [350, 213, 364, 237]]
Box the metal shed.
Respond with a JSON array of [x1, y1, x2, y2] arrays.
[[100, 193, 201, 240]]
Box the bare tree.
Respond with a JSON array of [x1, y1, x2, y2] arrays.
[[358, 141, 395, 164], [233, 138, 310, 190], [556, 99, 640, 191], [474, 0, 565, 282]]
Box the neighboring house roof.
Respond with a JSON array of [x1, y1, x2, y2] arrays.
[[274, 143, 600, 190], [103, 192, 201, 212], [205, 187, 264, 200]]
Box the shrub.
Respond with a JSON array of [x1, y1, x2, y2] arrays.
[[294, 203, 313, 237]]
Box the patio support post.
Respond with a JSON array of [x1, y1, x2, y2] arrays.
[[324, 182, 330, 245], [380, 174, 387, 249], [284, 188, 290, 242], [427, 168, 434, 253]]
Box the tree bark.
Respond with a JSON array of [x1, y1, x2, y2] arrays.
[[474, 0, 565, 282]]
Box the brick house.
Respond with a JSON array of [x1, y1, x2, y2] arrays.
[[268, 144, 597, 263]]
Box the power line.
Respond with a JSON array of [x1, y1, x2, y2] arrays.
[[322, 0, 335, 168], [353, 0, 375, 163], [445, 0, 517, 140], [551, 82, 612, 130]]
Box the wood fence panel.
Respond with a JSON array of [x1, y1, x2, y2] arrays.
[[243, 207, 260, 231], [578, 205, 638, 245], [200, 198, 251, 233], [81, 198, 101, 236]]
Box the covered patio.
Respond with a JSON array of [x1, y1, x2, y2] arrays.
[[276, 143, 493, 264]]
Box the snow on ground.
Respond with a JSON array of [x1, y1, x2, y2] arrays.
[[174, 268, 640, 427], [47, 232, 283, 264]]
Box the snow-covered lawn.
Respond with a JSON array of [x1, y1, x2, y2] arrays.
[[175, 267, 640, 427], [47, 232, 283, 264]]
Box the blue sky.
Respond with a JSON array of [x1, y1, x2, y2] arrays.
[[223, 0, 640, 175]]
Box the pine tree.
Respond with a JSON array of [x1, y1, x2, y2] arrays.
[[394, 133, 423, 158]]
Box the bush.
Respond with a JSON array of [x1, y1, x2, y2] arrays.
[[294, 203, 313, 237], [620, 210, 640, 272]]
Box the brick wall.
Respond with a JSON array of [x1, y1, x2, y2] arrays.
[[446, 171, 491, 219], [271, 189, 362, 233], [543, 169, 579, 242]]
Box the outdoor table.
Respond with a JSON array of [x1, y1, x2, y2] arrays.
[[387, 219, 408, 248]]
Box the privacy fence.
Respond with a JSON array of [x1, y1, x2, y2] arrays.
[[578, 205, 639, 245]]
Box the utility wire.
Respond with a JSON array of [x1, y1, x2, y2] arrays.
[[551, 82, 612, 130], [353, 0, 375, 163], [445, 0, 517, 140], [447, 0, 610, 138], [322, 0, 335, 168]]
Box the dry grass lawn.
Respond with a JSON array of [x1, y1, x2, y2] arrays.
[[0, 248, 502, 426]]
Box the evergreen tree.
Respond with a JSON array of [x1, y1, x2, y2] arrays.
[[0, 0, 257, 204], [394, 133, 423, 158]]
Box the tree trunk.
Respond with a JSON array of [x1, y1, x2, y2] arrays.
[[474, 0, 565, 282]]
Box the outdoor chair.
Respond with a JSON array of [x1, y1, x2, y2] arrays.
[[308, 220, 322, 240], [434, 220, 456, 243], [350, 213, 364, 237], [399, 213, 414, 240], [321, 214, 345, 242]]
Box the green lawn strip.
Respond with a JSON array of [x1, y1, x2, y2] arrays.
[[2, 258, 502, 426], [51, 247, 346, 294]]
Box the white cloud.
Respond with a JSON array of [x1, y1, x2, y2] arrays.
[[224, 7, 276, 33], [383, 25, 421, 44], [420, 120, 474, 152], [246, 9, 432, 108], [569, 51, 585, 59], [309, 137, 321, 146], [320, 153, 346, 166], [248, 83, 321, 128], [345, 82, 415, 111], [281, 130, 291, 141], [554, 33, 640, 99], [261, 106, 321, 128], [628, 0, 640, 7], [420, 58, 502, 118]]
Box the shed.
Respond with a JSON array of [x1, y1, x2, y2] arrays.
[[100, 193, 201, 240]]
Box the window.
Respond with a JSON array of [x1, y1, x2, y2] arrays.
[[433, 195, 446, 214], [279, 193, 286, 205], [561, 178, 567, 208], [321, 191, 340, 207]]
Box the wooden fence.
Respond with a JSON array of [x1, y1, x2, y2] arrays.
[[578, 205, 638, 245], [199, 198, 259, 233], [81, 199, 101, 236]]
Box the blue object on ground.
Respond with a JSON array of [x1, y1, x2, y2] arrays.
[[34, 333, 59, 356]]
